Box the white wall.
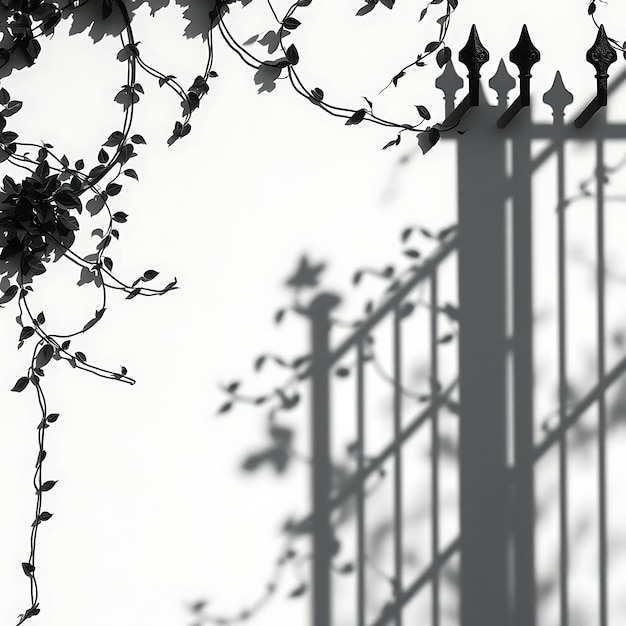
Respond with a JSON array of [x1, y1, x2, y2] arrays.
[[2, 2, 626, 625]]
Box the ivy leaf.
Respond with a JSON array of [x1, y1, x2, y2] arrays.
[[283, 17, 301, 30], [288, 583, 307, 598], [36, 344, 54, 369], [0, 284, 18, 304], [123, 168, 138, 180], [191, 600, 207, 613], [19, 326, 35, 341], [32, 511, 53, 526], [38, 480, 57, 492], [285, 256, 325, 289], [98, 148, 109, 163], [4, 100, 22, 116], [22, 562, 35, 576], [345, 109, 367, 125], [442, 303, 459, 321], [36, 450, 47, 467], [392, 71, 405, 87], [276, 389, 300, 410], [286, 44, 299, 65], [112, 211, 128, 223], [436, 46, 451, 68], [46, 413, 59, 423], [400, 302, 415, 318], [382, 136, 401, 150], [143, 269, 159, 281], [12, 377, 29, 392], [356, 3, 376, 16], [437, 225, 457, 240], [403, 249, 421, 259], [311, 87, 324, 101], [104, 131, 124, 147], [86, 196, 105, 216], [415, 105, 431, 120], [131, 134, 146, 144], [106, 182, 122, 196], [217, 401, 232, 415]]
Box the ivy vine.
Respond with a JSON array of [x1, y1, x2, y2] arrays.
[[3, 0, 619, 623]]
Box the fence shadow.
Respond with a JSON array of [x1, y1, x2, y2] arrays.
[[193, 29, 626, 626]]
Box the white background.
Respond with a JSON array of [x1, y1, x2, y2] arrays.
[[2, 1, 626, 625]]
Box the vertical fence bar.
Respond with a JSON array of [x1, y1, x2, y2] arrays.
[[308, 293, 340, 626], [557, 131, 569, 626], [393, 306, 403, 626], [511, 108, 536, 626], [430, 273, 440, 626], [356, 339, 366, 626], [595, 133, 608, 626]]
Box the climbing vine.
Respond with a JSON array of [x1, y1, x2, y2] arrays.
[[0, 0, 464, 621], [3, 0, 620, 623]]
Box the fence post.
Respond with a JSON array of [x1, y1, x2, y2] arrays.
[[307, 292, 341, 626], [456, 102, 510, 626]]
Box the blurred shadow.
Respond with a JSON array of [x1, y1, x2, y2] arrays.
[[191, 31, 626, 626]]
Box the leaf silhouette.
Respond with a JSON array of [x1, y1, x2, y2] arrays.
[[285, 256, 325, 289]]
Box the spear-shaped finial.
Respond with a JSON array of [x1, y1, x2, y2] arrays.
[[586, 24, 617, 106], [435, 61, 464, 117], [543, 71, 574, 123], [509, 25, 541, 106], [459, 25, 490, 105], [575, 24, 618, 127], [489, 59, 516, 110]]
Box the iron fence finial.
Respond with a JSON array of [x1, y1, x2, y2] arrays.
[[510, 24, 541, 106], [587, 24, 617, 106], [459, 25, 490, 106], [575, 24, 617, 126]]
